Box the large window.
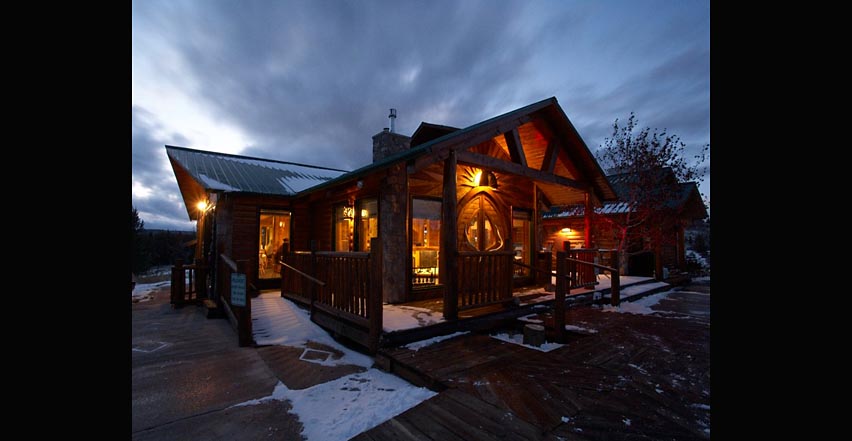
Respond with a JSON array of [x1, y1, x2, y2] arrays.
[[333, 204, 354, 251], [258, 210, 291, 279], [411, 198, 441, 287], [356, 198, 378, 251]]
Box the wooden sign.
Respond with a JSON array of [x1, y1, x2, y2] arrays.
[[231, 273, 246, 306]]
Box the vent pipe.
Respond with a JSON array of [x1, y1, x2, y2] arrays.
[[388, 108, 397, 133]]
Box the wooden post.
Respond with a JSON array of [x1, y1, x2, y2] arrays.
[[611, 269, 621, 306], [171, 259, 184, 306], [655, 239, 664, 281], [441, 151, 459, 321], [584, 192, 592, 248], [554, 251, 567, 343], [368, 237, 383, 354], [236, 259, 252, 347], [309, 240, 318, 317], [194, 257, 207, 300]]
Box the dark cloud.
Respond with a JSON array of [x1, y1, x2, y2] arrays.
[[133, 0, 709, 228], [131, 106, 195, 230]]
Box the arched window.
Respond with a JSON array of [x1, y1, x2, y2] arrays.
[[462, 194, 504, 252]]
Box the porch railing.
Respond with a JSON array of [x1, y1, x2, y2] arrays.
[[567, 248, 598, 290], [217, 253, 253, 347], [279, 237, 383, 353], [553, 251, 620, 343], [457, 251, 515, 310], [170, 258, 207, 306]]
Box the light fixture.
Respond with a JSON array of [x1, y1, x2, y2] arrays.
[[473, 170, 483, 186], [279, 221, 284, 228], [561, 227, 571, 234], [196, 200, 208, 212], [361, 209, 368, 218]]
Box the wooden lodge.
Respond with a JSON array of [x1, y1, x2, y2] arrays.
[[166, 97, 621, 351]]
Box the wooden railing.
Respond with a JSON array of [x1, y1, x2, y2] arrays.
[[457, 251, 515, 310], [553, 251, 620, 343], [217, 253, 252, 347], [567, 248, 598, 289], [280, 251, 316, 305], [279, 237, 383, 353], [170, 258, 207, 306]]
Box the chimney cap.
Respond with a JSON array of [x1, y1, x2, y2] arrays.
[[383, 127, 389, 132]]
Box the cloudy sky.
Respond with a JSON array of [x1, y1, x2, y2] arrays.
[[132, 0, 710, 231]]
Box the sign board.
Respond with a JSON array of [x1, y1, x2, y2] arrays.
[[231, 273, 246, 307]]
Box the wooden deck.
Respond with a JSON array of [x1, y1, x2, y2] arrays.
[[363, 285, 711, 440]]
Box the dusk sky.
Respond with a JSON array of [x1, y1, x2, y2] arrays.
[[132, 0, 710, 231]]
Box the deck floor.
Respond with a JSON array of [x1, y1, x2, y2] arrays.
[[360, 284, 711, 440]]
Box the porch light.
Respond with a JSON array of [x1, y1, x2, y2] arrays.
[[561, 228, 571, 234], [196, 200, 209, 212], [361, 209, 368, 218], [473, 170, 483, 186]]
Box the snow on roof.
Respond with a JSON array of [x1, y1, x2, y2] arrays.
[[166, 146, 348, 196]]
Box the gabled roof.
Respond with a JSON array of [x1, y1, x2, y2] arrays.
[[300, 97, 619, 203], [410, 122, 460, 147], [544, 177, 707, 221], [166, 146, 347, 219]]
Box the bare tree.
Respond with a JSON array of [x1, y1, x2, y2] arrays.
[[595, 113, 708, 274]]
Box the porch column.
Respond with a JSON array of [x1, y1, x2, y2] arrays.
[[440, 151, 459, 321], [380, 162, 409, 303], [584, 192, 592, 248]]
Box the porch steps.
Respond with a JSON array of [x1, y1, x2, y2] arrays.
[[380, 278, 671, 349]]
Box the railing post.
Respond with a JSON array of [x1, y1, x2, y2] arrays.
[[611, 269, 621, 307], [554, 251, 567, 343], [368, 237, 383, 354], [309, 240, 318, 317], [279, 242, 289, 297], [171, 259, 184, 307], [236, 259, 252, 347], [195, 257, 207, 300]]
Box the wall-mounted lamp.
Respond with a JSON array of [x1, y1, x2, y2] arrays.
[[472, 170, 498, 189], [560, 227, 572, 234], [361, 209, 368, 218], [196, 200, 209, 212]]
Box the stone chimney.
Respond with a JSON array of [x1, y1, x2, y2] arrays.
[[372, 128, 411, 163]]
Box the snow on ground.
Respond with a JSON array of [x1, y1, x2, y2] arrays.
[[602, 288, 673, 315], [692, 276, 711, 282], [564, 324, 598, 334], [404, 331, 469, 351], [233, 369, 437, 441], [382, 304, 444, 332], [251, 294, 373, 368], [490, 332, 564, 352], [131, 281, 170, 302]]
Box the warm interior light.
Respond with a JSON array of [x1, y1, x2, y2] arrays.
[[279, 221, 284, 228], [196, 200, 208, 211], [473, 170, 483, 186], [361, 209, 368, 218], [561, 228, 571, 234]]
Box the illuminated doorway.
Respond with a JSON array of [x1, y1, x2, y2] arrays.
[[258, 210, 291, 280]]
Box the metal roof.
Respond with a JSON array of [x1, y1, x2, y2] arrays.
[[543, 180, 705, 220], [165, 146, 348, 196]]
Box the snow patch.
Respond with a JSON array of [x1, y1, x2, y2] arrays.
[[251, 296, 373, 368], [382, 304, 444, 332], [561, 416, 571, 423], [623, 418, 631, 426], [403, 331, 469, 351], [132, 281, 170, 302], [490, 332, 564, 352], [602, 289, 674, 315], [233, 369, 436, 441], [564, 324, 598, 334]]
